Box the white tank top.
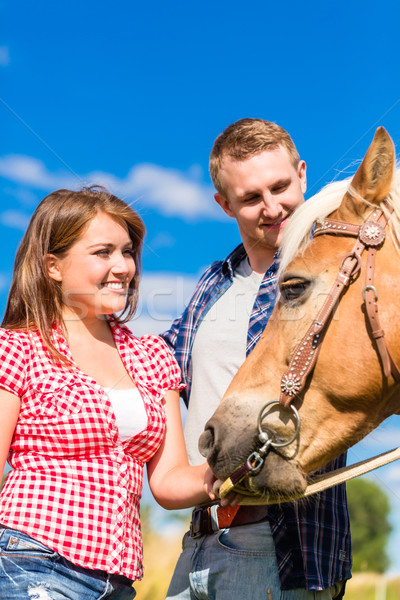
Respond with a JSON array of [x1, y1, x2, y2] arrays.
[[104, 387, 148, 441]]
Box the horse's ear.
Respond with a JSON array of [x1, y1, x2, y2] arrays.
[[338, 127, 395, 221]]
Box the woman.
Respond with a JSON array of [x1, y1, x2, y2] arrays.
[[0, 187, 214, 599]]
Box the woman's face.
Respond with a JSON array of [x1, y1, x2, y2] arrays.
[[47, 212, 136, 321]]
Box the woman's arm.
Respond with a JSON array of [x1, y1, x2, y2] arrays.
[[0, 389, 20, 479], [147, 389, 214, 509]]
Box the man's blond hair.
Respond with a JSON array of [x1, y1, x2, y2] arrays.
[[209, 118, 300, 195]]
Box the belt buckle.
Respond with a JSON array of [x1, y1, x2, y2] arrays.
[[189, 508, 204, 539], [209, 504, 220, 532]]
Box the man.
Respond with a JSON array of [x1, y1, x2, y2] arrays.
[[162, 119, 351, 599]]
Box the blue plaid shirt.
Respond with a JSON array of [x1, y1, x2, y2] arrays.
[[162, 244, 352, 591]]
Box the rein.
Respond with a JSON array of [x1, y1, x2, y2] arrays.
[[219, 201, 400, 502]]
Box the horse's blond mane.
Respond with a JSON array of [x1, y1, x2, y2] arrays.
[[279, 166, 400, 276]]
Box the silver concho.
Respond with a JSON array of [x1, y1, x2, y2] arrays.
[[359, 221, 385, 247], [281, 373, 302, 396]]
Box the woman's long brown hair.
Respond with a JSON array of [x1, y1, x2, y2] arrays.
[[2, 186, 145, 362]]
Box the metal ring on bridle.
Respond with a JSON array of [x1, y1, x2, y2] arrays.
[[257, 400, 301, 448]]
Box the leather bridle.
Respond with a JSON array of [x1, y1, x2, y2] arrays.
[[218, 199, 400, 498], [280, 200, 400, 408]]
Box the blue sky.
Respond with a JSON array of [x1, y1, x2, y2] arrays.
[[2, 0, 400, 572]]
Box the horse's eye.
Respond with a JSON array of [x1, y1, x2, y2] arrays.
[[280, 279, 310, 303]]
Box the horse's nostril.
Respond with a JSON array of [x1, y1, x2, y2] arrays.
[[198, 426, 214, 458]]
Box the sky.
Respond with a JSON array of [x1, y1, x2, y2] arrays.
[[2, 0, 400, 573]]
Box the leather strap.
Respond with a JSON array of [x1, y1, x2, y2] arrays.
[[313, 219, 361, 237], [279, 204, 400, 406], [189, 504, 269, 537], [363, 243, 400, 382], [221, 445, 400, 504], [279, 249, 361, 407]]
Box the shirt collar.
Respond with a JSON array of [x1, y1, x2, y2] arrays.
[[222, 243, 280, 280], [221, 244, 248, 279]]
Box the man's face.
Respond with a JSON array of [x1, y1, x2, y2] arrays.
[[215, 146, 307, 253]]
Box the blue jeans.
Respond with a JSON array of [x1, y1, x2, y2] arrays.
[[0, 526, 136, 599], [165, 521, 345, 600]]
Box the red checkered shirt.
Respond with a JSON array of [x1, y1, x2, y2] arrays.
[[0, 321, 183, 580]]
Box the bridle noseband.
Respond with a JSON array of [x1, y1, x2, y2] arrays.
[[219, 200, 400, 498]]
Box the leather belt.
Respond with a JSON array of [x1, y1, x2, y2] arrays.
[[189, 504, 269, 538]]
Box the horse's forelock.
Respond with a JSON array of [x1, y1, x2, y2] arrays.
[[279, 179, 350, 276], [279, 165, 400, 278]]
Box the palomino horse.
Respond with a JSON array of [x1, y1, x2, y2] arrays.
[[198, 127, 400, 502]]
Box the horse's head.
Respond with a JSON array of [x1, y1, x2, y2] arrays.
[[199, 127, 400, 502]]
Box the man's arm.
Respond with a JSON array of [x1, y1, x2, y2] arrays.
[[160, 259, 224, 407], [160, 313, 182, 353], [161, 258, 224, 353], [160, 312, 189, 405]]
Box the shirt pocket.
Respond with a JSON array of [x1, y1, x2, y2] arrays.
[[24, 375, 85, 421]]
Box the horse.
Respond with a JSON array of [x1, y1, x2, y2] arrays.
[[198, 126, 400, 503]]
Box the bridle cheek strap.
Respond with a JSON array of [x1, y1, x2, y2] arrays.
[[364, 245, 400, 382], [279, 202, 400, 409]]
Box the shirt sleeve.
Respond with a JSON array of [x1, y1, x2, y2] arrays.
[[0, 329, 26, 397], [140, 335, 185, 393], [160, 313, 182, 352], [160, 259, 222, 354]]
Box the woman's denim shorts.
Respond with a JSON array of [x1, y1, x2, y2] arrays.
[[0, 525, 136, 599]]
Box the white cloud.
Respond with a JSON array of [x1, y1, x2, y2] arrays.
[[148, 231, 176, 251], [0, 46, 10, 67], [0, 273, 9, 292], [345, 417, 400, 509], [0, 155, 78, 190], [114, 271, 201, 336], [130, 271, 199, 335], [0, 154, 222, 221], [356, 421, 400, 449], [382, 464, 400, 485], [3, 186, 39, 207], [0, 209, 31, 230]]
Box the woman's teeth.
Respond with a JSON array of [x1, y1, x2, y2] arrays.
[[104, 282, 124, 290]]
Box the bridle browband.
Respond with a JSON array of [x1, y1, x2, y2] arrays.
[[219, 199, 400, 499]]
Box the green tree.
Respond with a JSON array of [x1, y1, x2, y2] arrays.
[[347, 478, 392, 572]]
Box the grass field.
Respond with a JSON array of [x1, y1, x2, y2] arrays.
[[345, 573, 400, 600], [133, 526, 184, 599]]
